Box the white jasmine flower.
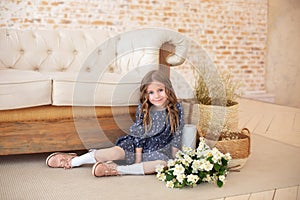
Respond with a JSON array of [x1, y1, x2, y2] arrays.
[[191, 160, 201, 172], [203, 174, 212, 183], [184, 155, 193, 164], [212, 153, 222, 164], [197, 142, 205, 151], [183, 146, 196, 157], [180, 158, 189, 166], [204, 150, 212, 158], [212, 147, 219, 154], [155, 164, 165, 173], [198, 159, 207, 171], [175, 151, 184, 159], [156, 172, 166, 181], [212, 156, 219, 163], [167, 159, 176, 167], [197, 138, 207, 151], [204, 162, 213, 171], [196, 150, 204, 158], [176, 173, 186, 183], [199, 137, 205, 144], [219, 175, 226, 182], [182, 146, 192, 153], [225, 153, 232, 161], [210, 174, 218, 183], [187, 174, 199, 184], [166, 181, 174, 188], [173, 164, 185, 176]]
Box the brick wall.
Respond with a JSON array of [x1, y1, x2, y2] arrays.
[[0, 0, 268, 93]]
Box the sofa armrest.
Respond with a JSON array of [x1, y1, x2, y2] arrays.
[[159, 42, 175, 77]]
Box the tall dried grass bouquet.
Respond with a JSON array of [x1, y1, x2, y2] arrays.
[[155, 137, 232, 188], [194, 69, 241, 107]]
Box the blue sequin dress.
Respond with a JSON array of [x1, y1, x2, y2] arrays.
[[115, 102, 184, 164]]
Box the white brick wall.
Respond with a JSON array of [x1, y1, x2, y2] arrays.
[[0, 0, 268, 93]]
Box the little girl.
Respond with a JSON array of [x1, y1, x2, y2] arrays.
[[46, 70, 184, 177]]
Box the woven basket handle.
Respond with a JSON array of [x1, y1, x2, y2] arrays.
[[241, 127, 250, 137], [241, 127, 251, 156]]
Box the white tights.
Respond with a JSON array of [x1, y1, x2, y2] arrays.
[[116, 160, 167, 175], [71, 146, 167, 175]]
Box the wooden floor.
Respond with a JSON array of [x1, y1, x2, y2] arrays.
[[216, 98, 300, 200], [1, 98, 299, 199]]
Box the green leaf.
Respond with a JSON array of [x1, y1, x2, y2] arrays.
[[218, 170, 225, 176], [166, 173, 174, 181], [222, 158, 228, 165], [220, 166, 227, 171], [199, 171, 205, 179], [207, 156, 213, 163], [185, 167, 192, 174], [217, 180, 223, 187], [176, 181, 186, 189], [214, 164, 221, 171], [196, 179, 202, 184]]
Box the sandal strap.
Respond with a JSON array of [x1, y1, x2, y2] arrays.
[[103, 162, 118, 176]]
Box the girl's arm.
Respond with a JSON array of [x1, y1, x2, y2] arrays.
[[135, 147, 143, 163], [129, 104, 145, 137], [171, 103, 185, 152], [131, 104, 146, 149]]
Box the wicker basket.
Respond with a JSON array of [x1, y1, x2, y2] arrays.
[[204, 128, 251, 169], [197, 103, 239, 133], [180, 99, 239, 136]]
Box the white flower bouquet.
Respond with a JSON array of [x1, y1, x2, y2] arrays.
[[156, 137, 232, 188]]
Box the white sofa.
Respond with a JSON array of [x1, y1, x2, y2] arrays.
[[0, 28, 188, 155]]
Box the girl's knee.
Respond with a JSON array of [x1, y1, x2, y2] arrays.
[[94, 146, 125, 162], [155, 160, 167, 167], [143, 160, 167, 175]]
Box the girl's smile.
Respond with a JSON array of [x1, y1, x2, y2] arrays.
[[147, 82, 167, 108]]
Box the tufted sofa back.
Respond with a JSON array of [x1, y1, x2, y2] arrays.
[[0, 29, 113, 73], [0, 28, 188, 74]]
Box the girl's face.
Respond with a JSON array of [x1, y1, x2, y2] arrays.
[[146, 81, 168, 109]]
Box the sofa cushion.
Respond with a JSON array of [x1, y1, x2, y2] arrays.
[[48, 70, 153, 106], [0, 70, 52, 110]]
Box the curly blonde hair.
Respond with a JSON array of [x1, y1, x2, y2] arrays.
[[139, 70, 179, 133]]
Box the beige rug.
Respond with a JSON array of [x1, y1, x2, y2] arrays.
[[1, 134, 300, 200]]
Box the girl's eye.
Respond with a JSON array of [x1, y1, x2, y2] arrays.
[[148, 91, 154, 95], [159, 89, 164, 92]]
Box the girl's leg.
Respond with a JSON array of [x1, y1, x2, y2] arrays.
[[92, 160, 167, 177], [142, 160, 167, 175], [94, 146, 125, 162], [70, 149, 96, 167], [116, 160, 167, 175], [46, 146, 125, 169], [72, 146, 125, 167]]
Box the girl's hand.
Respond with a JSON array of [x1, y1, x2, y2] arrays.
[[172, 147, 179, 159], [135, 147, 143, 163]]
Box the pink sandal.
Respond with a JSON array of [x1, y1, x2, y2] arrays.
[[92, 161, 120, 177], [46, 152, 77, 169]]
